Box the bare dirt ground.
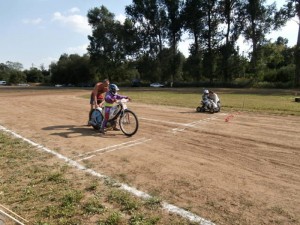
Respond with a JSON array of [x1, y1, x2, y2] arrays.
[[0, 87, 299, 225]]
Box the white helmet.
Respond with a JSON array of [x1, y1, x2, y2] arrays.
[[203, 89, 209, 94]]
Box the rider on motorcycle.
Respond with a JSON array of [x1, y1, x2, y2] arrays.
[[202, 89, 211, 109], [202, 89, 220, 111], [208, 90, 220, 110], [100, 84, 130, 134]]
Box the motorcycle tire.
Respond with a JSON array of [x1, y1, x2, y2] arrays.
[[90, 109, 103, 130], [92, 124, 100, 130], [119, 109, 139, 136]]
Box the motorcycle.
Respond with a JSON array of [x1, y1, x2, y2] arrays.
[[196, 99, 221, 113], [89, 99, 139, 136]]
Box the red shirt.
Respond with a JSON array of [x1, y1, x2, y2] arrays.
[[92, 82, 109, 100]]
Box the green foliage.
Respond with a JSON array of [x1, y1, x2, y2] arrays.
[[24, 67, 45, 83], [263, 64, 295, 84], [242, 0, 281, 76], [45, 172, 66, 183], [97, 211, 122, 225], [1, 0, 298, 87], [50, 54, 94, 85], [87, 5, 140, 81], [9, 70, 26, 84], [125, 0, 167, 56], [144, 197, 162, 210], [83, 198, 106, 214], [108, 189, 139, 212], [129, 214, 160, 225]]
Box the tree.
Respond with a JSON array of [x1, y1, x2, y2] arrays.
[[161, 0, 184, 85], [24, 67, 44, 83], [50, 54, 93, 85], [202, 0, 222, 83], [219, 0, 245, 82], [283, 0, 300, 87], [5, 61, 23, 71], [87, 5, 129, 81], [181, 0, 206, 81], [182, 0, 205, 55], [126, 0, 169, 82], [8, 70, 26, 84], [0, 61, 25, 84], [242, 0, 283, 79], [122, 18, 143, 59], [0, 63, 10, 81], [126, 0, 168, 56]]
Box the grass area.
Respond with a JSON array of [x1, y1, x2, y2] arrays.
[[0, 132, 197, 225], [115, 88, 300, 116]]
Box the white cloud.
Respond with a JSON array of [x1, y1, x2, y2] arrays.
[[37, 44, 88, 69], [52, 10, 91, 35], [22, 18, 43, 25], [267, 17, 299, 46], [178, 33, 193, 57], [68, 7, 80, 14], [66, 44, 88, 55], [116, 14, 126, 24]]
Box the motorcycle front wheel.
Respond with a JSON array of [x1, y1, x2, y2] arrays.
[[119, 109, 139, 136]]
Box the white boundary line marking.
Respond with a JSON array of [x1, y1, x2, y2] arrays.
[[73, 138, 149, 159], [0, 204, 29, 224], [140, 113, 227, 134], [0, 125, 215, 225], [76, 138, 151, 161], [0, 210, 26, 225], [139, 117, 191, 126]]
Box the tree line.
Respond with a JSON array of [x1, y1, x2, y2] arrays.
[[1, 0, 299, 88]]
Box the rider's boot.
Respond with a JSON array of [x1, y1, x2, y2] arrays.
[[110, 121, 120, 131], [100, 120, 107, 134], [99, 128, 105, 134], [112, 125, 120, 131], [87, 110, 93, 126]]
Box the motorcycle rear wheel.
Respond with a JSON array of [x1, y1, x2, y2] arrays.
[[91, 109, 102, 130]]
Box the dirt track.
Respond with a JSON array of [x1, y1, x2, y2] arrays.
[[0, 87, 299, 225]]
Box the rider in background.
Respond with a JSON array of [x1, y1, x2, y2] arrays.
[[202, 89, 210, 108], [88, 79, 110, 125], [208, 90, 220, 109], [100, 84, 130, 134]]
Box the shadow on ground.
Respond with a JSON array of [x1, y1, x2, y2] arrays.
[[42, 125, 98, 138]]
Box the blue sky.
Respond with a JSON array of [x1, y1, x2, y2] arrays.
[[0, 0, 298, 70]]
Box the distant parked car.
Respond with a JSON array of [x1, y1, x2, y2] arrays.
[[150, 82, 164, 88], [0, 81, 7, 85], [55, 84, 63, 87], [18, 83, 30, 86]]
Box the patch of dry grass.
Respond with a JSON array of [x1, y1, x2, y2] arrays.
[[0, 132, 198, 225]]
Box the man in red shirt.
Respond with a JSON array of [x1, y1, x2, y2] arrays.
[[88, 79, 110, 125]]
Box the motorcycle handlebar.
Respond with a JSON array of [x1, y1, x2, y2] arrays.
[[116, 98, 129, 103]]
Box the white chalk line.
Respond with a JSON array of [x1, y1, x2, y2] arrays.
[[140, 117, 194, 126], [73, 138, 149, 159], [140, 113, 227, 134], [0, 125, 215, 225], [76, 138, 151, 161], [170, 116, 218, 134]]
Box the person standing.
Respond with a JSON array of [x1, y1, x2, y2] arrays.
[[88, 79, 110, 125]]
